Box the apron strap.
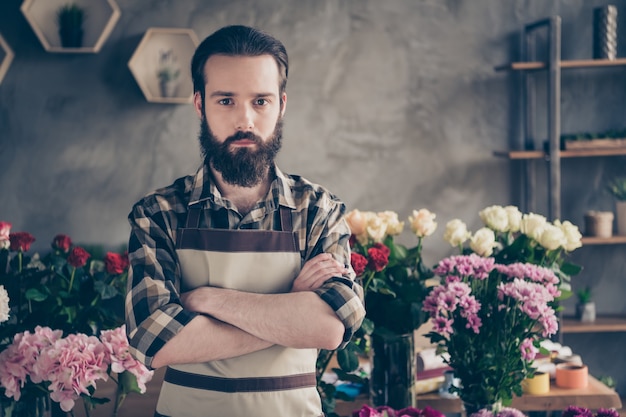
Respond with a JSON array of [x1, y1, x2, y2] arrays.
[[185, 205, 293, 232], [185, 206, 202, 229]]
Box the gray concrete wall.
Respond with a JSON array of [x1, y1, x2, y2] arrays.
[[1, 0, 626, 399]]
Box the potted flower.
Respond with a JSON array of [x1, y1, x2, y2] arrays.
[[576, 286, 596, 323], [606, 176, 626, 235], [156, 49, 180, 98], [57, 3, 85, 48], [423, 205, 582, 413], [0, 221, 153, 416]]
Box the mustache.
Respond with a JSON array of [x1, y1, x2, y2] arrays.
[[224, 131, 263, 146]]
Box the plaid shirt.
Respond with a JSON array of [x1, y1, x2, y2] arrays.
[[125, 164, 365, 368]]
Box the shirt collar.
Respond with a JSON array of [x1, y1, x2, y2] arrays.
[[187, 164, 296, 210]]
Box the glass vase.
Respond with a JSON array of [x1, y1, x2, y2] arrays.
[[369, 332, 415, 409], [1, 396, 52, 417]]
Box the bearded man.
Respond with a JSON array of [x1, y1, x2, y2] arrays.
[[125, 25, 365, 417]]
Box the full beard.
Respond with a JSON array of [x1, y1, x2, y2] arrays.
[[199, 116, 283, 187]]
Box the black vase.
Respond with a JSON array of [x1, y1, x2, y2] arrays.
[[369, 332, 415, 409], [59, 27, 83, 48]]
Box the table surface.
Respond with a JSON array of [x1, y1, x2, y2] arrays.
[[415, 375, 622, 412]]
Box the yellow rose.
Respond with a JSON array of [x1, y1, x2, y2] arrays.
[[537, 223, 566, 251], [470, 227, 496, 257], [378, 211, 405, 236], [520, 212, 547, 241], [504, 206, 522, 233], [554, 220, 582, 251], [479, 205, 509, 232], [408, 209, 437, 238], [443, 219, 471, 247]]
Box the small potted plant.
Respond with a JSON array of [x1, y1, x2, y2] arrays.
[[156, 49, 180, 98], [606, 176, 626, 235], [575, 286, 596, 323], [57, 3, 86, 48]]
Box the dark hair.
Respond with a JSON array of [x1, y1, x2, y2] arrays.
[[191, 25, 289, 100]]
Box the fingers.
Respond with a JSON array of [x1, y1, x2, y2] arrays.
[[291, 253, 348, 292]]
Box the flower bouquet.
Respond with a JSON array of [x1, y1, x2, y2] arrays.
[[0, 221, 153, 415], [316, 209, 438, 414], [422, 206, 582, 412]]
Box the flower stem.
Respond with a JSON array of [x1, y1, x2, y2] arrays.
[[68, 267, 76, 292]]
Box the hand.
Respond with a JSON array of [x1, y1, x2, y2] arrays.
[[291, 253, 348, 292]]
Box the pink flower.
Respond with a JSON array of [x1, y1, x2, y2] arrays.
[[0, 326, 62, 400], [0, 221, 11, 249], [520, 338, 537, 361], [100, 325, 154, 393], [36, 333, 109, 412], [353, 405, 382, 417]]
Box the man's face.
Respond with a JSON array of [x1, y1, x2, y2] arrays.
[[195, 55, 287, 187]]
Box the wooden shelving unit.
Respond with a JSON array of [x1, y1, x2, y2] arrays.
[[0, 33, 14, 85], [20, 0, 120, 53], [494, 148, 626, 159], [561, 316, 626, 333], [581, 235, 626, 245], [495, 57, 626, 72]]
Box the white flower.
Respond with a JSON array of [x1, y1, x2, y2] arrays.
[[444, 219, 471, 247], [408, 209, 437, 238], [470, 227, 497, 257], [479, 205, 509, 232], [520, 213, 548, 241], [0, 285, 9, 323], [345, 209, 366, 237], [378, 211, 404, 236], [554, 220, 582, 251], [504, 206, 523, 233], [365, 212, 387, 243], [537, 223, 567, 251]]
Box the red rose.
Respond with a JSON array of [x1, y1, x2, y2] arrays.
[[67, 246, 90, 268], [372, 242, 391, 257], [350, 252, 368, 276], [104, 252, 129, 274], [9, 232, 36, 252], [367, 244, 389, 272], [52, 234, 72, 253]]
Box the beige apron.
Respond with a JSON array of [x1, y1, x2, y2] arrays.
[[155, 206, 323, 417]]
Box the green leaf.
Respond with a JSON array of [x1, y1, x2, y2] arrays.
[[560, 261, 583, 276], [118, 370, 143, 394], [25, 288, 48, 302], [336, 346, 360, 372]]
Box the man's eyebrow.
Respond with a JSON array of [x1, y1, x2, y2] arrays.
[[209, 91, 235, 98]]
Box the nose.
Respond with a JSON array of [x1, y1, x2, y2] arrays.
[[235, 104, 254, 131]]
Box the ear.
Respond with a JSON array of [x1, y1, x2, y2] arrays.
[[193, 92, 203, 118], [280, 92, 287, 117]]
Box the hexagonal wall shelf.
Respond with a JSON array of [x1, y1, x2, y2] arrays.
[[21, 0, 120, 53], [128, 28, 199, 104], [0, 34, 14, 85]]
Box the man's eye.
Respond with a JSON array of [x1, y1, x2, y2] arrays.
[[218, 98, 233, 105], [255, 99, 268, 106]]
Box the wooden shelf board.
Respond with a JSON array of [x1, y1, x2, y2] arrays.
[[582, 235, 626, 245], [496, 58, 626, 72], [561, 316, 626, 333], [494, 148, 626, 159]]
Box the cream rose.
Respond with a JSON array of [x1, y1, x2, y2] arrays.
[[479, 205, 509, 232], [444, 219, 471, 247], [470, 227, 496, 257], [365, 212, 387, 243], [554, 219, 583, 251], [504, 206, 522, 233], [537, 223, 566, 251], [345, 209, 366, 236], [0, 285, 9, 323], [378, 211, 404, 236], [408, 209, 437, 237], [520, 213, 548, 241]]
